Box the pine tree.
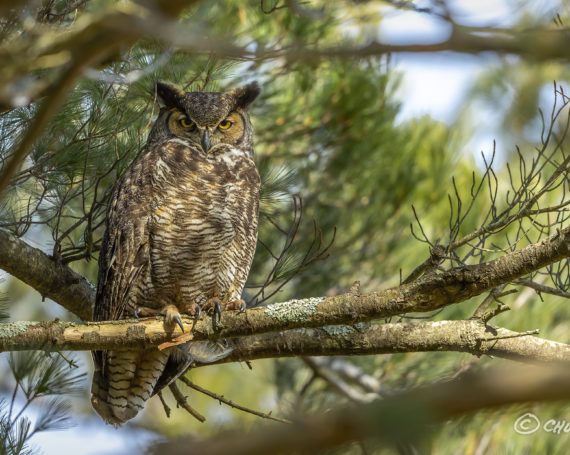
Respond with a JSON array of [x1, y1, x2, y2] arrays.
[[0, 1, 569, 454]]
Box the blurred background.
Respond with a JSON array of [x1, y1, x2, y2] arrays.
[[0, 0, 569, 453]]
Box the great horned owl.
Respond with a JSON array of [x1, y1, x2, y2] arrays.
[[91, 81, 261, 425]]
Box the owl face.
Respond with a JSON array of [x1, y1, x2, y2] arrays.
[[150, 81, 260, 157]]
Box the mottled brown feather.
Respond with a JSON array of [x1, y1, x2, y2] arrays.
[[91, 82, 260, 425]]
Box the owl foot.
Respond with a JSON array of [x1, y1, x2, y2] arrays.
[[134, 304, 185, 333], [134, 305, 162, 318], [162, 304, 185, 333], [226, 299, 247, 313], [180, 301, 201, 317], [180, 302, 202, 331], [203, 297, 223, 329], [202, 297, 247, 329]]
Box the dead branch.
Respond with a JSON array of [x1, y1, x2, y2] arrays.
[[168, 381, 206, 422], [179, 377, 290, 424], [157, 390, 172, 418], [514, 278, 570, 299], [105, 20, 570, 64]]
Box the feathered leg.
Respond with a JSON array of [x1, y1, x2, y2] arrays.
[[91, 349, 171, 425]]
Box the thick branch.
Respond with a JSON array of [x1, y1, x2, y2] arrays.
[[111, 22, 570, 63], [0, 228, 94, 320], [150, 364, 570, 455], [1, 318, 568, 364], [1, 225, 569, 335], [3, 13, 569, 113], [221, 321, 570, 364]]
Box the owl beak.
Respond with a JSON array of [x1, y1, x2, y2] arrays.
[[201, 129, 211, 152]]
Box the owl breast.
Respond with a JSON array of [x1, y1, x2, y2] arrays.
[[130, 138, 260, 313]]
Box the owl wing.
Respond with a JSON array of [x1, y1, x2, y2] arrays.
[[92, 156, 155, 424], [94, 159, 151, 322]]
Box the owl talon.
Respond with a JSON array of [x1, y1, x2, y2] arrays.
[[203, 297, 221, 313], [209, 301, 222, 330], [180, 301, 201, 317], [162, 304, 184, 333], [173, 314, 185, 333], [214, 301, 222, 322], [192, 307, 202, 330]]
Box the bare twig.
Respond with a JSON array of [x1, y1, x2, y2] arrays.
[[157, 390, 171, 418], [168, 382, 206, 422], [179, 377, 290, 423], [514, 278, 570, 299], [248, 195, 335, 306], [303, 357, 380, 403]]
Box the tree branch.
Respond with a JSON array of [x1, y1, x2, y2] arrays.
[[111, 21, 570, 63], [168, 381, 206, 422], [1, 225, 569, 335], [514, 278, 570, 299], [179, 377, 291, 423], [0, 0, 201, 192], [0, 228, 94, 320], [3, 10, 569, 114], [302, 356, 380, 403], [1, 318, 569, 364], [221, 321, 570, 364], [150, 363, 570, 455]]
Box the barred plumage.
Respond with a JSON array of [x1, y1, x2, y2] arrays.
[[91, 82, 260, 425]]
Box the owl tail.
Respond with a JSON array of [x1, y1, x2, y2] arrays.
[[91, 349, 170, 425]]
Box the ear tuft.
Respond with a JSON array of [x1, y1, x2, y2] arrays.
[[152, 81, 185, 108], [230, 81, 260, 110]]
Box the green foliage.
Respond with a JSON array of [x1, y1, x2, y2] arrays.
[[1, 1, 569, 453], [0, 351, 85, 455], [9, 351, 84, 398]]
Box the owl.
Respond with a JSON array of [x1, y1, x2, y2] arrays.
[[90, 81, 261, 425]]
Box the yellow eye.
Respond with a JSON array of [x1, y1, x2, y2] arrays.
[[179, 117, 195, 129], [219, 119, 232, 130]]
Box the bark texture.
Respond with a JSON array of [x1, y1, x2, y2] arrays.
[[0, 228, 95, 320], [0, 222, 569, 361], [1, 319, 569, 364]]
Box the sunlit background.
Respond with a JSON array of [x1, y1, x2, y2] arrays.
[[1, 0, 568, 453]]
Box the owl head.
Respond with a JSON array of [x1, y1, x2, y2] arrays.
[[148, 81, 260, 157]]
